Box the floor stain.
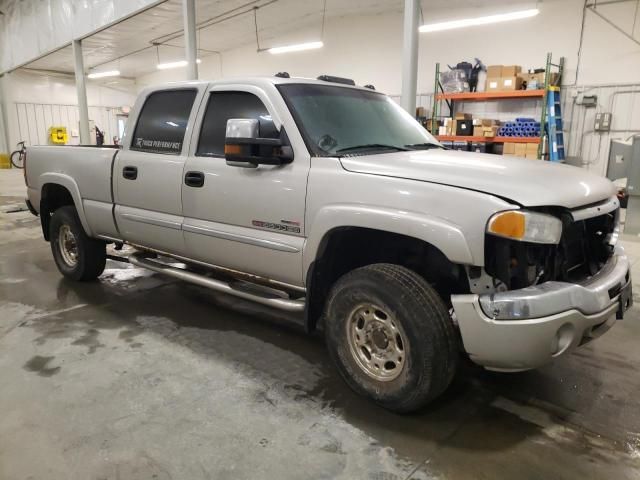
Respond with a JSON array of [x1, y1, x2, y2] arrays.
[[71, 328, 105, 354], [23, 355, 61, 377]]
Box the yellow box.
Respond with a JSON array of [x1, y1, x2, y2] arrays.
[[0, 154, 10, 169], [49, 126, 68, 145]]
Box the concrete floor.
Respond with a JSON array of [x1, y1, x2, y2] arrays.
[[1, 168, 640, 479]]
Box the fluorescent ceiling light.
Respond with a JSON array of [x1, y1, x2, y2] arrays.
[[419, 8, 539, 33], [268, 41, 323, 54], [87, 70, 120, 79], [157, 59, 202, 70]]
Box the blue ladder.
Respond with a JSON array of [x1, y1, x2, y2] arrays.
[[546, 87, 564, 162]]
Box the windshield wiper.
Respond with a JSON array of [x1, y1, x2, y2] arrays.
[[404, 143, 441, 150], [335, 143, 410, 154]]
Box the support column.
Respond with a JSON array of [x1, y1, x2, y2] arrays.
[[400, 0, 419, 115], [0, 75, 10, 154], [183, 0, 198, 80], [72, 39, 90, 145]]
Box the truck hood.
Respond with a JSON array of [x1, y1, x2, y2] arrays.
[[339, 149, 616, 209]]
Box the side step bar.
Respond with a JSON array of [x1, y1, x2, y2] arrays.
[[128, 253, 305, 313]]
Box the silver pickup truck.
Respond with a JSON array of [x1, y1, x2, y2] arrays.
[[24, 75, 632, 412]]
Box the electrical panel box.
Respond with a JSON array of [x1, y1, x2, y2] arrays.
[[594, 112, 612, 131]]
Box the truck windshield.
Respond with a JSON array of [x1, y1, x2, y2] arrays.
[[277, 83, 441, 156]]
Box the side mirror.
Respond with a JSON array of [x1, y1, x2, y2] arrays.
[[224, 118, 293, 168]]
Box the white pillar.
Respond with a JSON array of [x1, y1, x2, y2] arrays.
[[400, 0, 419, 115], [72, 39, 90, 145], [183, 0, 198, 80], [0, 75, 10, 154]]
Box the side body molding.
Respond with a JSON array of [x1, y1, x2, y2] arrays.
[[39, 172, 93, 236], [302, 204, 474, 280]]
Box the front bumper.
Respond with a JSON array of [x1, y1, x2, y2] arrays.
[[451, 249, 632, 371]]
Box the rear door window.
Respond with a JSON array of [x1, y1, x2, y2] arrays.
[[197, 91, 278, 157], [131, 89, 197, 155]]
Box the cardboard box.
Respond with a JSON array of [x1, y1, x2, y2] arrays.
[[486, 77, 501, 91], [514, 143, 527, 157], [454, 112, 472, 120], [473, 126, 484, 136], [482, 126, 500, 137], [415, 106, 426, 117], [438, 126, 448, 136], [525, 153, 538, 160], [487, 65, 502, 78], [501, 76, 523, 91], [481, 119, 499, 127], [503, 142, 516, 155], [456, 120, 473, 136], [526, 143, 539, 154], [471, 142, 493, 154], [453, 141, 470, 151], [473, 118, 483, 126], [502, 65, 522, 77]]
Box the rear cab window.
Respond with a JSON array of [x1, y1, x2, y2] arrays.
[[131, 89, 198, 155], [196, 91, 278, 157]]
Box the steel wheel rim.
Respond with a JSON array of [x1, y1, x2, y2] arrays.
[[58, 225, 78, 267], [346, 303, 407, 382]]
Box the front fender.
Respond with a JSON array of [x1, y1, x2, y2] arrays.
[[39, 173, 93, 236], [302, 204, 474, 279]]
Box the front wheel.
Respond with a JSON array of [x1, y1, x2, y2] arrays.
[[10, 150, 24, 169], [49, 206, 106, 281], [324, 263, 458, 413]]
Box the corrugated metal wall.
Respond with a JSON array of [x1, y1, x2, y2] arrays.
[[12, 103, 122, 147]]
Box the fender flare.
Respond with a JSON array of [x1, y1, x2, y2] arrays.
[[302, 204, 474, 281], [39, 173, 93, 236]]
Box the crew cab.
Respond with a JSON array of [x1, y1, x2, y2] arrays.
[[23, 75, 632, 412]]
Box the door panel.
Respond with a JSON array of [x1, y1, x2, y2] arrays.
[[114, 87, 203, 254], [182, 87, 309, 286]]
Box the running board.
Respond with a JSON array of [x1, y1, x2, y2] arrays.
[[128, 253, 305, 312]]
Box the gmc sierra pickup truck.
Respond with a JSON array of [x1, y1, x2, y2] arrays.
[[24, 75, 632, 412]]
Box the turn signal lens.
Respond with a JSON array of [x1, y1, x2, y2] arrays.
[[487, 210, 562, 244], [488, 211, 526, 240]]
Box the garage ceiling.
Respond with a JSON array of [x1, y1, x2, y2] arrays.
[[21, 0, 538, 79], [21, 0, 403, 78]]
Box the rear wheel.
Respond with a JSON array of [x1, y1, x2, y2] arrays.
[[10, 150, 24, 169], [324, 263, 458, 413], [49, 206, 106, 281]]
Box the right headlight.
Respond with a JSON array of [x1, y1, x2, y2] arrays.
[[487, 210, 562, 245]]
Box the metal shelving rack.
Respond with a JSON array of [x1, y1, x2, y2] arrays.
[[430, 52, 564, 160]]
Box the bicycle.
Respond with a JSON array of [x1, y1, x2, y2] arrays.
[[10, 141, 26, 169]]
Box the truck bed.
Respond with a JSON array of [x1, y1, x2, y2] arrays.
[[26, 145, 120, 239]]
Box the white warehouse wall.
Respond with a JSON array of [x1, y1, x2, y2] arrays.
[[1, 70, 137, 148], [138, 0, 640, 92], [136, 0, 640, 175]]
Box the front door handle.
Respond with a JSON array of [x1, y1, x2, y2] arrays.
[[184, 171, 205, 188], [122, 166, 138, 180]]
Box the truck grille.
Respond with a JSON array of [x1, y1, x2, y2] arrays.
[[485, 209, 617, 290], [556, 212, 616, 282]]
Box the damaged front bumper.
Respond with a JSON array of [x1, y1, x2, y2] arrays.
[[452, 248, 632, 371]]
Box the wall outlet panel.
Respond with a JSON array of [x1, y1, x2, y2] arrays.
[[595, 112, 612, 131]]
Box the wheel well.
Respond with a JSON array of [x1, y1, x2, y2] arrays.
[[305, 227, 470, 332], [40, 183, 75, 241]]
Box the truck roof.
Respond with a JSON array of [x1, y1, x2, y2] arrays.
[[142, 75, 378, 94]]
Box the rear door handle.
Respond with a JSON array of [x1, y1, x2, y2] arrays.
[[122, 166, 138, 180], [184, 171, 205, 188]]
